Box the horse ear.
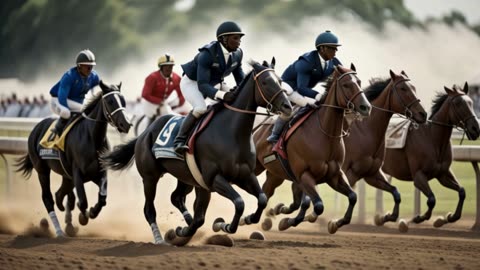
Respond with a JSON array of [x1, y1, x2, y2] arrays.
[[118, 81, 122, 90], [262, 60, 268, 67], [463, 81, 469, 94], [271, 57, 276, 69], [401, 70, 408, 77], [99, 80, 107, 91], [350, 63, 356, 72], [444, 86, 454, 94], [389, 69, 396, 79]]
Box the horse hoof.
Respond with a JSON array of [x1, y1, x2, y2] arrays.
[[328, 220, 338, 234], [446, 212, 454, 222], [433, 216, 448, 228], [249, 231, 265, 241], [278, 218, 291, 231], [89, 207, 99, 219], [398, 219, 409, 233], [164, 228, 191, 246], [239, 217, 246, 226], [65, 223, 78, 237], [206, 234, 234, 247], [306, 214, 318, 223], [262, 218, 273, 231], [374, 214, 385, 226], [273, 203, 285, 215], [40, 218, 49, 230], [78, 213, 89, 226], [266, 208, 275, 217], [212, 217, 225, 232]]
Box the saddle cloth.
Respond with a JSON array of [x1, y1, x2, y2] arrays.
[[385, 120, 411, 149], [39, 117, 81, 152], [152, 116, 184, 160]]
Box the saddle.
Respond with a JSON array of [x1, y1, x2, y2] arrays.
[[39, 115, 81, 152]]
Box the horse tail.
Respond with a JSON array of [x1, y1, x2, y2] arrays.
[[101, 138, 137, 171], [15, 154, 34, 179]]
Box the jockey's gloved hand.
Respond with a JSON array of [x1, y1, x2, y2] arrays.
[[223, 91, 236, 104], [229, 86, 238, 92], [307, 102, 318, 109]]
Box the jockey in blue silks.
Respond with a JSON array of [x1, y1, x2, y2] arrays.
[[267, 30, 343, 143], [48, 49, 100, 141], [173, 21, 246, 154]]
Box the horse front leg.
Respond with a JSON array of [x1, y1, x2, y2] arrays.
[[142, 176, 164, 244], [72, 169, 89, 226], [412, 172, 435, 224], [263, 172, 292, 217], [327, 171, 357, 234], [89, 174, 107, 219], [38, 171, 65, 237], [364, 171, 401, 225], [170, 181, 194, 225], [236, 173, 267, 226], [54, 177, 73, 212], [278, 192, 311, 231], [433, 170, 465, 227], [211, 174, 244, 234]]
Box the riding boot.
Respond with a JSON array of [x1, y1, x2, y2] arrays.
[[267, 117, 288, 143], [173, 112, 197, 155], [48, 117, 68, 141]]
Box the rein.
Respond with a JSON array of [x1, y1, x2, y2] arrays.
[[82, 91, 126, 129]]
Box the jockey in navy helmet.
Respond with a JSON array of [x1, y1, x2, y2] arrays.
[[173, 21, 246, 155], [48, 49, 100, 141], [267, 30, 343, 143]]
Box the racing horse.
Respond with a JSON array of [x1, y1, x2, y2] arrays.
[[101, 60, 293, 245], [383, 82, 479, 232], [264, 70, 428, 228], [16, 81, 131, 237], [253, 64, 371, 233]]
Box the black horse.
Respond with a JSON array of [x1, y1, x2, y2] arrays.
[[102, 60, 293, 245], [16, 81, 131, 237]]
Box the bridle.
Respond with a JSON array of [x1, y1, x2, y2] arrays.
[[224, 68, 286, 116], [429, 94, 476, 129], [82, 90, 127, 129]]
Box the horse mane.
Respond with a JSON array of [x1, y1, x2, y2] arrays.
[[316, 75, 335, 104], [364, 78, 391, 101], [82, 91, 102, 115], [429, 92, 448, 120]]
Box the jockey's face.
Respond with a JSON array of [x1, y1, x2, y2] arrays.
[[319, 45, 338, 61], [160, 65, 174, 77], [224, 34, 243, 52], [78, 64, 94, 77]]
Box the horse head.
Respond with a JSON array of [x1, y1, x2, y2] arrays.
[[444, 82, 479, 140], [99, 80, 131, 133], [387, 70, 427, 124], [329, 64, 371, 116], [249, 60, 292, 116]]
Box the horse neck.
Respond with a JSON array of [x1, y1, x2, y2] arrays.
[[85, 99, 109, 147], [220, 77, 257, 136], [360, 86, 395, 140], [314, 81, 346, 139], [427, 104, 454, 145]]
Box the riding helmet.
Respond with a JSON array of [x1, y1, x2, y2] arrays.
[[158, 53, 175, 67], [315, 30, 341, 48], [216, 21, 244, 38], [76, 49, 96, 65]]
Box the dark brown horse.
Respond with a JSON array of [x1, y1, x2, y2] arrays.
[[253, 64, 371, 234], [382, 82, 479, 232], [102, 61, 293, 245], [342, 70, 427, 225]]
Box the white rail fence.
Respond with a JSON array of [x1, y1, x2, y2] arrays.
[[1, 118, 479, 230]]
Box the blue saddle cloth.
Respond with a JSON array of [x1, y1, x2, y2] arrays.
[[152, 116, 184, 160]]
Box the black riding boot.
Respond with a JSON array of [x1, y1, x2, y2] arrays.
[[173, 112, 197, 155], [266, 117, 288, 143], [48, 117, 68, 141]]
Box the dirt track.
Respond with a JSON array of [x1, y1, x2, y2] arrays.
[[1, 219, 479, 270]]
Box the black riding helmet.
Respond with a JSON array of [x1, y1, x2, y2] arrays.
[[216, 21, 244, 38], [76, 49, 96, 66]]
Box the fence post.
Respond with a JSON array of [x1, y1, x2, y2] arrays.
[[471, 162, 480, 231]]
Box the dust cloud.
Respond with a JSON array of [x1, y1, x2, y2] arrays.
[[2, 15, 480, 243]]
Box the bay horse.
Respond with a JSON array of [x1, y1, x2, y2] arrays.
[[253, 64, 371, 234], [16, 81, 131, 237], [101, 60, 293, 245], [264, 70, 428, 228], [382, 82, 480, 232]]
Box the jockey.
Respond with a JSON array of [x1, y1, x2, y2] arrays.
[[173, 21, 246, 155], [141, 53, 185, 126], [48, 49, 100, 141], [267, 30, 343, 143]]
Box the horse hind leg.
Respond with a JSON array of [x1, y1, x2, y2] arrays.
[[433, 170, 465, 227], [89, 175, 108, 219], [170, 181, 194, 225], [278, 193, 311, 231], [65, 191, 78, 237], [38, 171, 65, 237]]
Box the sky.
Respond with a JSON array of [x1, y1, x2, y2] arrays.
[[404, 0, 480, 24]]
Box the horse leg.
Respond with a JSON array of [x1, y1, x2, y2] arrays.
[[235, 173, 267, 226], [326, 173, 357, 234], [64, 191, 77, 237], [38, 171, 65, 237], [89, 174, 108, 219], [278, 193, 311, 231], [364, 171, 401, 225], [211, 174, 244, 234], [172, 188, 211, 239], [411, 172, 435, 224], [142, 176, 165, 244], [54, 177, 73, 212], [263, 172, 290, 216], [72, 169, 89, 226], [433, 170, 465, 227], [170, 181, 194, 225]]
